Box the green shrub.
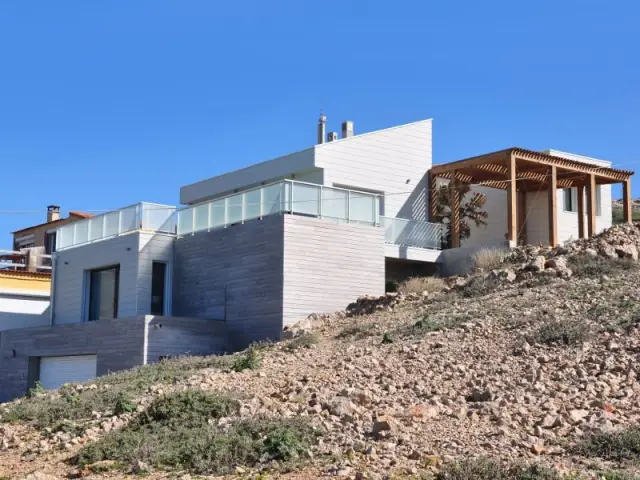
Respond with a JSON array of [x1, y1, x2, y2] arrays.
[[461, 275, 494, 298], [528, 319, 590, 346], [284, 333, 319, 352], [113, 392, 137, 416], [434, 458, 564, 480], [3, 355, 230, 429], [381, 332, 394, 344], [76, 391, 319, 474], [385, 279, 399, 293], [26, 381, 45, 399], [572, 426, 640, 461], [568, 254, 636, 278], [231, 346, 261, 372], [336, 323, 377, 339]]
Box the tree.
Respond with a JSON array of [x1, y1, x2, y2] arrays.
[[432, 183, 488, 247]]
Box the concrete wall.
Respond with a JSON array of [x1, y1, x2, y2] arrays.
[[438, 242, 509, 277], [0, 293, 50, 332], [145, 316, 228, 363], [137, 233, 175, 316], [0, 317, 146, 402], [173, 215, 285, 350], [52, 232, 177, 324], [316, 119, 432, 222], [282, 216, 385, 326], [52, 234, 140, 324]]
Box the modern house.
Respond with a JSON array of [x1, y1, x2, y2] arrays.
[[0, 115, 634, 401]]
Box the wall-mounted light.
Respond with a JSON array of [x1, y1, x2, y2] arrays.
[[126, 247, 132, 251], [64, 261, 69, 265]]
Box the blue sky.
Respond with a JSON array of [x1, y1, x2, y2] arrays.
[[0, 1, 638, 248]]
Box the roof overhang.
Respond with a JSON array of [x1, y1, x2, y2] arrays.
[[430, 148, 634, 192]]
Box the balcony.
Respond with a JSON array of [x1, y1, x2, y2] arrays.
[[177, 180, 381, 235], [56, 203, 176, 251], [381, 217, 445, 251]]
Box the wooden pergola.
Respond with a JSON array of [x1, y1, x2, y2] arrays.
[[429, 148, 634, 248]]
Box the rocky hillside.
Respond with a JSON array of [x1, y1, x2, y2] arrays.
[[2, 224, 640, 480]]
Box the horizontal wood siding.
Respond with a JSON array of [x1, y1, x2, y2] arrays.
[[172, 215, 285, 350], [282, 216, 384, 326], [315, 119, 432, 222]]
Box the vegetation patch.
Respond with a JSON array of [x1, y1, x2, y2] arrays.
[[231, 346, 262, 372], [336, 323, 378, 339], [398, 276, 445, 295], [2, 354, 232, 429], [284, 333, 319, 352], [571, 426, 640, 462], [75, 390, 319, 474], [586, 299, 640, 333], [568, 254, 636, 279], [472, 247, 508, 271], [527, 318, 591, 346]]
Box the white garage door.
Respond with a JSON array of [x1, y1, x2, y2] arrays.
[[39, 355, 97, 390]]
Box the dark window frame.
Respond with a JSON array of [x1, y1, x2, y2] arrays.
[[87, 265, 120, 321], [150, 261, 167, 316]]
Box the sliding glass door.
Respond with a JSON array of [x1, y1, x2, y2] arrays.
[[88, 266, 119, 321]]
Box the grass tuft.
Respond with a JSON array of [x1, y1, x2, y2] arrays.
[[571, 427, 640, 461], [527, 319, 591, 346], [568, 254, 637, 278], [472, 247, 508, 271], [284, 333, 319, 352], [398, 276, 445, 295]]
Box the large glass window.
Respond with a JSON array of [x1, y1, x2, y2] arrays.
[[563, 186, 601, 216], [88, 266, 119, 321]]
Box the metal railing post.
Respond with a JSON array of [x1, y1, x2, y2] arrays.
[[347, 191, 351, 223], [207, 202, 212, 231], [318, 186, 323, 219]]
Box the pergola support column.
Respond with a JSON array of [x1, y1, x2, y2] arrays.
[[517, 190, 527, 245], [548, 165, 558, 247], [577, 184, 586, 239], [428, 170, 437, 222], [586, 173, 596, 237], [507, 153, 517, 247], [450, 171, 461, 248], [623, 178, 633, 224]]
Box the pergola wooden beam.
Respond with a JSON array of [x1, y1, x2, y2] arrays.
[[429, 147, 634, 248]]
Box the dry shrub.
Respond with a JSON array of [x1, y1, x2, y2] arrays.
[[398, 276, 445, 295], [472, 247, 507, 271]]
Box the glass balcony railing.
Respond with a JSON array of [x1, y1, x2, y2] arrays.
[[56, 203, 176, 251], [177, 180, 381, 235], [381, 216, 445, 250]]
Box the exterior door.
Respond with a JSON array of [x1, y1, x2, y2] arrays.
[[39, 355, 97, 390]]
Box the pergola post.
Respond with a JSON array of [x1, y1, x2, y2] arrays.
[[548, 165, 558, 247], [507, 153, 517, 247], [450, 171, 461, 248], [586, 173, 596, 237], [623, 178, 633, 224], [517, 191, 527, 245], [577, 184, 586, 239], [428, 170, 438, 222]]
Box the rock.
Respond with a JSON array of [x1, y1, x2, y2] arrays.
[[584, 248, 598, 257], [526, 256, 546, 272], [467, 388, 493, 402], [615, 245, 638, 261], [601, 245, 618, 259], [131, 459, 151, 474], [372, 415, 399, 440], [408, 404, 439, 421], [568, 409, 589, 424], [24, 474, 58, 480], [531, 444, 546, 455], [545, 256, 567, 271], [328, 397, 358, 423]]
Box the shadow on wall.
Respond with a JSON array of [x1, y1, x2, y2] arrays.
[[397, 171, 428, 222]]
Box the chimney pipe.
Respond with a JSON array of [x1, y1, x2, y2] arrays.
[[317, 112, 327, 145], [341, 121, 354, 138], [47, 205, 61, 223], [327, 132, 338, 142]]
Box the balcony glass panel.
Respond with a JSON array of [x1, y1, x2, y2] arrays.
[[193, 204, 209, 232], [244, 189, 262, 220], [227, 195, 243, 224], [292, 183, 320, 216], [119, 206, 138, 233], [88, 216, 104, 242], [322, 188, 347, 220], [210, 199, 226, 228], [104, 211, 119, 237], [349, 192, 375, 223], [263, 183, 283, 215]]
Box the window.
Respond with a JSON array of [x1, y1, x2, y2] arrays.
[[563, 186, 602, 216], [88, 266, 119, 321], [150, 262, 167, 316], [563, 188, 577, 212], [45, 232, 57, 254]]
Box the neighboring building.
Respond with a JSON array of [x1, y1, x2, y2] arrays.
[[0, 115, 634, 401], [0, 269, 51, 332], [12, 205, 94, 254]]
